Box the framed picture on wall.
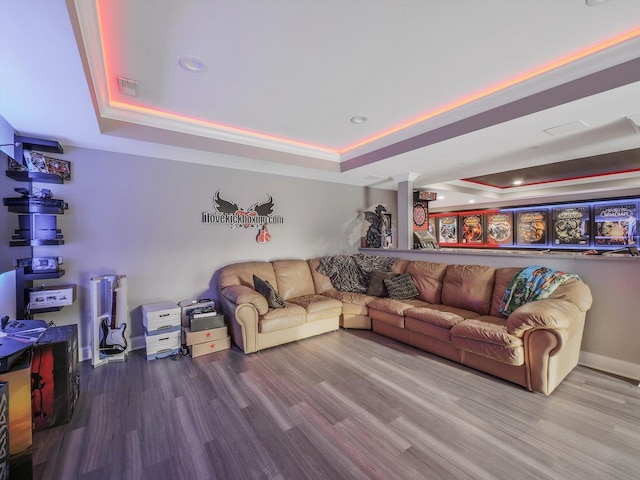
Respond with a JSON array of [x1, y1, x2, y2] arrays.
[[551, 205, 590, 246], [460, 213, 484, 245], [516, 209, 548, 245], [486, 211, 514, 246]]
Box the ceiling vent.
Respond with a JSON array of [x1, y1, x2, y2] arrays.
[[543, 120, 589, 136], [117, 77, 138, 97]]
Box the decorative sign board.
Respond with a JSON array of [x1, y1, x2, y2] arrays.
[[202, 190, 284, 243]]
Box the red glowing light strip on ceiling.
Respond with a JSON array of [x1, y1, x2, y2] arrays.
[[95, 0, 640, 156], [109, 101, 337, 154], [338, 25, 640, 154]]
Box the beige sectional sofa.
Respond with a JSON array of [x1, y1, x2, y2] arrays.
[[218, 255, 592, 395]]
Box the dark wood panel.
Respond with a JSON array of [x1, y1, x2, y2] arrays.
[[32, 330, 640, 480]]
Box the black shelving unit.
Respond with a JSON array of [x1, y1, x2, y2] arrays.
[[4, 134, 70, 318]]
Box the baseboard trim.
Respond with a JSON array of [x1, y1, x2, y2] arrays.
[[79, 335, 147, 362], [82, 338, 639, 387], [579, 351, 640, 385]]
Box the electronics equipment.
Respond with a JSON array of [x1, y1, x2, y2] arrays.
[[190, 312, 225, 332], [2, 196, 68, 209], [29, 284, 76, 309], [0, 316, 48, 372], [413, 230, 440, 250], [179, 299, 216, 326], [14, 256, 62, 273]]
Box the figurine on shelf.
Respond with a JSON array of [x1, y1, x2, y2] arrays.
[[364, 204, 388, 248]]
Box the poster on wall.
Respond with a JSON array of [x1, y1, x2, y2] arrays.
[[428, 216, 437, 237], [438, 215, 458, 244], [516, 209, 548, 246], [551, 206, 590, 246], [486, 211, 514, 246], [460, 213, 484, 245], [594, 202, 637, 246]]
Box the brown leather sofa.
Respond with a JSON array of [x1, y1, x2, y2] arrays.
[[218, 256, 592, 395]]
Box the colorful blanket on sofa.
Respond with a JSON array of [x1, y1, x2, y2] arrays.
[[499, 266, 580, 316]]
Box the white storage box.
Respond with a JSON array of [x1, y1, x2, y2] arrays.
[[142, 301, 181, 333], [145, 329, 181, 361]]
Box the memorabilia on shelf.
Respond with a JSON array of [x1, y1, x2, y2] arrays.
[[594, 202, 637, 246], [516, 209, 548, 245], [460, 213, 484, 244], [363, 205, 390, 248], [438, 215, 458, 244], [22, 150, 71, 180], [552, 206, 590, 246], [486, 211, 514, 246]]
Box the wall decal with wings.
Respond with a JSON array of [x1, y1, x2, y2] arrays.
[[202, 190, 284, 243]]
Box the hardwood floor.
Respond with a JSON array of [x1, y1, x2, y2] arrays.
[[32, 329, 640, 480]]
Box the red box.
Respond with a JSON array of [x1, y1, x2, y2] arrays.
[[31, 325, 79, 432]]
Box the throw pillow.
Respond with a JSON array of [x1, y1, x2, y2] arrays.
[[367, 271, 397, 297], [384, 273, 419, 300], [253, 274, 286, 308]]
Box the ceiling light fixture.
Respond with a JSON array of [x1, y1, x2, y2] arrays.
[[350, 115, 369, 124], [512, 179, 523, 185], [179, 56, 208, 72]]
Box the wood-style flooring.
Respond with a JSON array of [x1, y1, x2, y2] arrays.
[[32, 329, 640, 480]]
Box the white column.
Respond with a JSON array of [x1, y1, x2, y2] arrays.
[[392, 173, 420, 250]]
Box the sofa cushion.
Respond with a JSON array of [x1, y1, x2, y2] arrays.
[[220, 261, 276, 289], [451, 317, 524, 366], [404, 307, 465, 328], [272, 259, 316, 300], [384, 273, 419, 299], [441, 264, 496, 315], [307, 258, 335, 294], [259, 304, 307, 333], [490, 267, 524, 317], [253, 275, 285, 308], [369, 297, 424, 316], [288, 294, 343, 323], [405, 261, 448, 304], [366, 271, 397, 297]]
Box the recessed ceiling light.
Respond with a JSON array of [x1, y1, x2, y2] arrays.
[[350, 115, 369, 124], [439, 195, 445, 200], [179, 56, 208, 72], [512, 179, 523, 185], [468, 199, 475, 204]]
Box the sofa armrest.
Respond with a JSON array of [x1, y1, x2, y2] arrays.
[[506, 298, 580, 337], [221, 285, 269, 315]]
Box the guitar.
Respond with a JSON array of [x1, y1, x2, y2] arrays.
[[100, 277, 127, 355]]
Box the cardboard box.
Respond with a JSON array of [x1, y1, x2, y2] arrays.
[[184, 325, 227, 346], [190, 312, 225, 332], [142, 301, 181, 332], [188, 336, 231, 358]]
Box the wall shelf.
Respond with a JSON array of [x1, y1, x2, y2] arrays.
[[5, 170, 64, 184], [4, 134, 71, 318]]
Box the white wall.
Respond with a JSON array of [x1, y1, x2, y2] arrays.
[[0, 144, 396, 358]]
